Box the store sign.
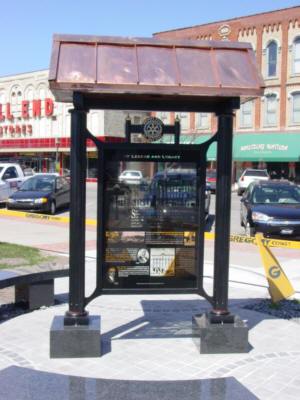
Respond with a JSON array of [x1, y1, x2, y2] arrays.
[[0, 124, 32, 136], [101, 148, 201, 290], [233, 133, 300, 162], [0, 98, 54, 138], [240, 144, 289, 152]]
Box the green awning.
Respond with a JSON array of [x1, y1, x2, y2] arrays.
[[233, 133, 300, 162], [156, 132, 300, 162]]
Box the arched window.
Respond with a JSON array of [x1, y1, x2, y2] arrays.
[[293, 37, 300, 74], [25, 85, 34, 101], [266, 41, 277, 77], [25, 85, 34, 116], [264, 94, 277, 126], [291, 92, 300, 124], [10, 85, 19, 105]]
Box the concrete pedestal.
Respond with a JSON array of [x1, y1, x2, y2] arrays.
[[193, 313, 249, 354], [16, 280, 54, 310], [50, 315, 101, 358]]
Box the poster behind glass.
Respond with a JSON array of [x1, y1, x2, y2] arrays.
[[103, 156, 199, 289]]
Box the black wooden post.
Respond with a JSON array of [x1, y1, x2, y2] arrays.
[[174, 116, 180, 145], [125, 115, 131, 143], [64, 93, 89, 325], [211, 109, 234, 323]]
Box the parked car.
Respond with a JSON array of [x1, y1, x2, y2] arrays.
[[240, 180, 300, 237], [62, 168, 71, 182], [7, 174, 70, 215], [118, 170, 143, 185], [0, 163, 27, 204], [141, 169, 211, 229], [237, 168, 269, 196], [22, 167, 35, 177], [206, 169, 216, 193]]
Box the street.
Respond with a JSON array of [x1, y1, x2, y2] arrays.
[[56, 183, 245, 236], [0, 183, 299, 296]]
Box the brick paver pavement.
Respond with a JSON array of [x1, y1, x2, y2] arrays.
[[0, 259, 300, 399]]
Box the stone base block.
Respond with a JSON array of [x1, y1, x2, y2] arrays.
[[50, 315, 101, 358], [15, 280, 54, 310], [193, 313, 249, 354]]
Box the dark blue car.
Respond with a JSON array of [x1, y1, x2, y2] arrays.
[[240, 180, 300, 237], [7, 174, 70, 215], [141, 169, 211, 229]]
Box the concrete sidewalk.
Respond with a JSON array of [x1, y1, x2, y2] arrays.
[[1, 215, 300, 399], [0, 259, 300, 399]]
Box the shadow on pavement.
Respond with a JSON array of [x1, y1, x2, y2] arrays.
[[0, 366, 258, 400], [52, 204, 70, 216], [0, 296, 277, 357], [100, 298, 275, 356]]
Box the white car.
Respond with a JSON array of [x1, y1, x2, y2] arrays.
[[118, 170, 143, 185], [237, 169, 269, 196], [0, 163, 27, 204]]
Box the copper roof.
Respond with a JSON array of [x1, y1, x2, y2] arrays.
[[49, 34, 264, 106]]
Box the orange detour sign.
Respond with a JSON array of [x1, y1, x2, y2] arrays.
[[256, 233, 295, 303]]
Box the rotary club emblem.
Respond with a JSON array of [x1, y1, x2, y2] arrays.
[[143, 117, 163, 141]]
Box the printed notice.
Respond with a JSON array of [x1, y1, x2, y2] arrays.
[[150, 248, 175, 277], [103, 156, 199, 289]]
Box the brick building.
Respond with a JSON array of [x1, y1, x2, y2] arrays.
[[154, 6, 300, 181]]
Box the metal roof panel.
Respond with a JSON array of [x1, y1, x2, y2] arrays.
[[49, 34, 264, 104]]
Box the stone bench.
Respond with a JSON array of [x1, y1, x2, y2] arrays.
[[0, 263, 69, 310]]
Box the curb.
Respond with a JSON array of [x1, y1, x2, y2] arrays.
[[0, 209, 96, 226], [1, 209, 299, 249]]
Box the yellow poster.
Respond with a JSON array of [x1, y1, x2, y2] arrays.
[[256, 233, 295, 302]]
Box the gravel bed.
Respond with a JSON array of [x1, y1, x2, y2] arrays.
[[0, 299, 64, 324], [0, 303, 30, 323], [244, 299, 300, 320]]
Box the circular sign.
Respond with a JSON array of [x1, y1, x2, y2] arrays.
[[143, 117, 163, 142], [218, 24, 231, 40]]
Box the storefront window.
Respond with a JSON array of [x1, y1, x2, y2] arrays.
[[266, 41, 277, 77]]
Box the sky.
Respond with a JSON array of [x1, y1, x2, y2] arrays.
[[1, 0, 300, 77]]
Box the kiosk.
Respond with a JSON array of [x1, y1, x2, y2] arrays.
[[48, 35, 264, 357]]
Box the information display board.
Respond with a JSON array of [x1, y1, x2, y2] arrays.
[[101, 148, 204, 290]]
